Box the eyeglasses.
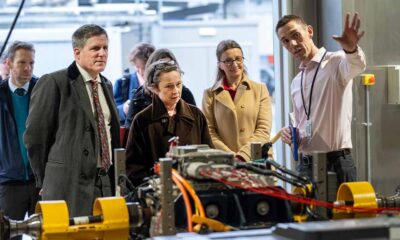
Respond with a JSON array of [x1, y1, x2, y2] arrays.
[[150, 60, 184, 84], [154, 60, 177, 70], [219, 56, 245, 66]]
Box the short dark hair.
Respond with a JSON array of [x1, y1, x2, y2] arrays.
[[275, 14, 307, 34], [6, 41, 35, 60], [72, 24, 108, 49], [129, 42, 155, 64], [215, 39, 247, 82]]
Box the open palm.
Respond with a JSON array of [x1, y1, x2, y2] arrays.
[[332, 13, 365, 52]]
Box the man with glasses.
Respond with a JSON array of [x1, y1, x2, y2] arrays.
[[276, 13, 366, 187], [202, 39, 272, 162]]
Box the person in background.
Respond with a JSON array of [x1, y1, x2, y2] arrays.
[[202, 39, 272, 161], [24, 24, 120, 217], [0, 55, 10, 81], [0, 41, 39, 237], [124, 48, 196, 129], [125, 59, 212, 186], [276, 13, 366, 186], [113, 42, 155, 125]]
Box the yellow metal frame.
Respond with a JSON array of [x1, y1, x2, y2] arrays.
[[36, 197, 129, 240], [333, 181, 377, 219]]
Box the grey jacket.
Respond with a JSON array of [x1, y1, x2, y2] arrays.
[[24, 62, 120, 217]]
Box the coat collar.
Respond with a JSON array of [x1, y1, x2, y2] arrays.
[[67, 61, 107, 83], [210, 74, 251, 93], [151, 94, 195, 123], [0, 77, 37, 92]]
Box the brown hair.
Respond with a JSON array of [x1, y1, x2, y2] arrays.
[[6, 41, 35, 60], [215, 39, 247, 82], [275, 14, 307, 34], [128, 42, 155, 64], [72, 24, 107, 49]]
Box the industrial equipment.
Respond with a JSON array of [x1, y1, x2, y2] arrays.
[[1, 145, 400, 240]]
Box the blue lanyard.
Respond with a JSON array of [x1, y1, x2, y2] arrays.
[[300, 51, 327, 120]]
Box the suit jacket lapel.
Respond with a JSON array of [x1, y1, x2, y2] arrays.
[[70, 75, 97, 128], [100, 78, 119, 128]]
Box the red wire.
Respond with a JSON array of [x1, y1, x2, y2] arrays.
[[200, 168, 400, 215]]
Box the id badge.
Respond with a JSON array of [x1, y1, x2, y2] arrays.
[[304, 120, 312, 138]]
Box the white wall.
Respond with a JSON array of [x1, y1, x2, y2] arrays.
[[0, 26, 129, 83], [152, 20, 260, 106]]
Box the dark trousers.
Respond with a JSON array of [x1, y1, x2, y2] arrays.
[[0, 181, 40, 220], [297, 149, 357, 187], [93, 169, 112, 201], [0, 181, 40, 240]]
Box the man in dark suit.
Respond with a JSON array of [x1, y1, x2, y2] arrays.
[[0, 41, 39, 235], [24, 24, 120, 217]]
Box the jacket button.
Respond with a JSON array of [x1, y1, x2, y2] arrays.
[[80, 173, 87, 179], [240, 128, 245, 133], [83, 149, 89, 156], [85, 126, 91, 131]]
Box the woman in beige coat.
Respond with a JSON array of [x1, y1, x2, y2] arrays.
[[202, 39, 272, 161]]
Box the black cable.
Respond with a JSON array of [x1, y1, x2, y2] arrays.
[[262, 158, 311, 185], [234, 162, 306, 188], [0, 0, 26, 58]]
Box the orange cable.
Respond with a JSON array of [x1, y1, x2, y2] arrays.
[[172, 174, 193, 232], [172, 169, 206, 217]]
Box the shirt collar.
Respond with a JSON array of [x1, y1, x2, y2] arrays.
[[211, 74, 251, 92], [299, 47, 326, 70], [8, 78, 30, 93], [76, 63, 100, 83]]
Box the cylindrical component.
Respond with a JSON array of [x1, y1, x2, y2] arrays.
[[205, 204, 220, 219], [8, 213, 42, 239], [334, 181, 377, 219], [69, 215, 103, 226], [184, 162, 208, 179], [127, 202, 152, 228], [377, 194, 400, 209], [256, 201, 270, 216]]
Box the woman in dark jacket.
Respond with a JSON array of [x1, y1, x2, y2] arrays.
[[125, 59, 212, 185], [124, 48, 196, 128]]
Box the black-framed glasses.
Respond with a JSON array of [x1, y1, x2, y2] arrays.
[[219, 56, 245, 66]]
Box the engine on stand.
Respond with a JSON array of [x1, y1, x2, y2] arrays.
[[2, 144, 400, 240], [125, 144, 293, 239]]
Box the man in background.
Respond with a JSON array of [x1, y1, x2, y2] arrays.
[[0, 55, 10, 81], [113, 42, 155, 124], [0, 41, 39, 236]]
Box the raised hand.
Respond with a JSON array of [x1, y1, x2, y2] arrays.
[[332, 12, 365, 53]]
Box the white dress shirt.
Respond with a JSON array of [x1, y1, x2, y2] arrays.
[[291, 46, 366, 154], [76, 63, 112, 167]]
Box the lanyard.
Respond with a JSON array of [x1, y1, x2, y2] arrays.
[[300, 51, 327, 120]]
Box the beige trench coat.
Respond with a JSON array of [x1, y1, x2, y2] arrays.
[[202, 75, 272, 161]]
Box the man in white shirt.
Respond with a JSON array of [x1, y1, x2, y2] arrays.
[[276, 13, 366, 186]]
